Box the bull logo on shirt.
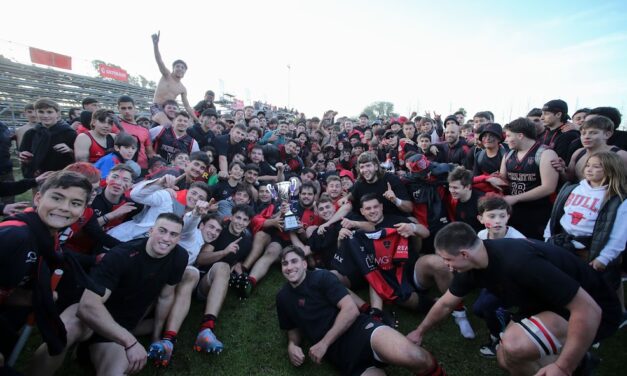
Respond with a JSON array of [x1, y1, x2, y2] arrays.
[[570, 212, 584, 225]]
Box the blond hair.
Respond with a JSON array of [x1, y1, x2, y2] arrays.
[[585, 151, 627, 203]]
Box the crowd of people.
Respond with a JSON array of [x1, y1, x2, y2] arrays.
[[0, 33, 626, 376]]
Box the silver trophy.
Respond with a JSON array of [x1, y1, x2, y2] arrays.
[[275, 178, 300, 231]]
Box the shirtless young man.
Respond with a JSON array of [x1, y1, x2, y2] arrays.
[[151, 31, 198, 127]]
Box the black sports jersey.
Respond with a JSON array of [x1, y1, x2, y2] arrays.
[[153, 127, 195, 163], [88, 238, 187, 331], [453, 190, 484, 232], [344, 228, 413, 302], [211, 180, 238, 202], [309, 222, 342, 268], [186, 123, 216, 149], [206, 226, 253, 268], [212, 134, 247, 161], [351, 173, 410, 217], [504, 142, 551, 239], [449, 239, 620, 339], [505, 142, 544, 196]]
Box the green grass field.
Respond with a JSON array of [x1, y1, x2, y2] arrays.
[[8, 168, 627, 375], [12, 264, 627, 376]]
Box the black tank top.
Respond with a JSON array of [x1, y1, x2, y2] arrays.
[[505, 142, 543, 195], [154, 127, 194, 163]]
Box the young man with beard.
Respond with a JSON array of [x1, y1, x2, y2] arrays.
[[335, 151, 412, 221], [213, 123, 248, 179], [150, 32, 198, 126], [442, 122, 471, 166], [0, 172, 92, 373], [280, 139, 304, 176], [249, 145, 284, 185], [334, 194, 475, 339], [324, 175, 344, 207], [194, 205, 254, 352], [31, 213, 188, 376], [276, 246, 447, 376], [151, 111, 200, 163], [117, 95, 155, 173], [539, 99, 579, 164], [19, 99, 77, 178], [499, 118, 559, 239], [240, 182, 321, 298], [146, 212, 222, 367], [408, 222, 621, 376]]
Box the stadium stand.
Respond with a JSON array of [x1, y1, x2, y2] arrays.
[[0, 56, 154, 125]]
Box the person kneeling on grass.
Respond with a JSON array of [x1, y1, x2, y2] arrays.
[[276, 246, 446, 376], [31, 213, 188, 376], [407, 222, 621, 376]]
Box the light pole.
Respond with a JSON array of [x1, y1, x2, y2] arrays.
[[287, 64, 291, 109]]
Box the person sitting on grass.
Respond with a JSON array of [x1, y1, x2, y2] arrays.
[[146, 212, 222, 367], [30, 213, 188, 376], [276, 246, 447, 376]]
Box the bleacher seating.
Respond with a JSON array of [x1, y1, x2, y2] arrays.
[[0, 57, 154, 126]]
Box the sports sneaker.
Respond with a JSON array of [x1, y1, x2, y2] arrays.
[[236, 275, 252, 299], [147, 339, 174, 367], [479, 335, 499, 358], [367, 307, 399, 328], [452, 310, 476, 339], [193, 328, 224, 354]]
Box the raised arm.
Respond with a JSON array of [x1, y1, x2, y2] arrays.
[[152, 32, 170, 77]]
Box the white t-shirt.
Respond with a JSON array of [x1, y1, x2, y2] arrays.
[[478, 226, 526, 240]]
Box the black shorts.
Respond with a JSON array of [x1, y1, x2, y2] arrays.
[[327, 315, 386, 376]]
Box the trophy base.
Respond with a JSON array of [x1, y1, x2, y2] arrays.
[[283, 214, 301, 232]]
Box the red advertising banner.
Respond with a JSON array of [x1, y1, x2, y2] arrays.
[[29, 47, 72, 70], [98, 64, 128, 82]]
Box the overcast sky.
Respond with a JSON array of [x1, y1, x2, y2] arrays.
[[1, 0, 626, 125]]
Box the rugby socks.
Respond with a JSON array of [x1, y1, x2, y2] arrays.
[[200, 314, 217, 331], [417, 352, 446, 376], [248, 276, 257, 287], [454, 302, 465, 312], [359, 303, 371, 313], [163, 330, 177, 344]]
